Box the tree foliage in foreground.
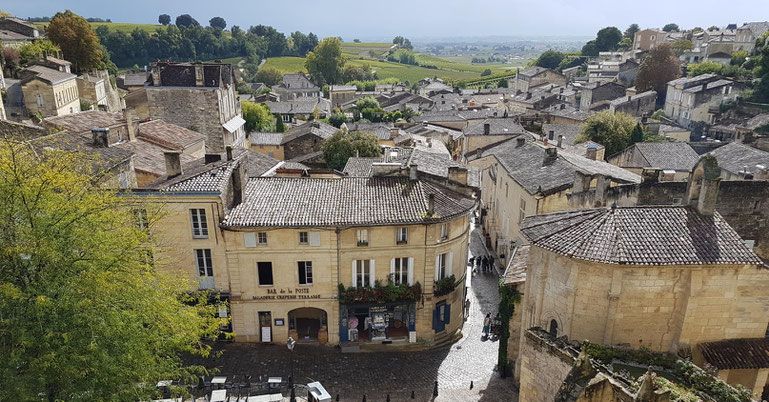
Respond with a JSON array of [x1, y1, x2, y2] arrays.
[[0, 138, 223, 401], [576, 110, 638, 157], [322, 129, 381, 170]]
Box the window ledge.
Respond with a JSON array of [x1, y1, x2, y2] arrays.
[[396, 240, 408, 245]]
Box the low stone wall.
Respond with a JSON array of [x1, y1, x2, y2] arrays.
[[518, 329, 577, 402]]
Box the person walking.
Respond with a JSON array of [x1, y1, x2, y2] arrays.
[[484, 256, 490, 273], [482, 313, 491, 338], [464, 299, 471, 318]]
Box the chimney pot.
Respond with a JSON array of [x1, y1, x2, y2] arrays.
[[545, 147, 557, 160], [586, 145, 598, 160], [164, 151, 183, 177], [427, 193, 435, 216]]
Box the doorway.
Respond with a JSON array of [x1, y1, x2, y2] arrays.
[[259, 311, 272, 342], [288, 308, 327, 341]]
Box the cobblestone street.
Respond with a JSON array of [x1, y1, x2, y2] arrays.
[[188, 225, 518, 401]]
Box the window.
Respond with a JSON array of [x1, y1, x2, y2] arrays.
[[299, 231, 308, 245], [435, 252, 450, 280], [357, 229, 368, 246], [190, 209, 208, 238], [440, 223, 449, 240], [257, 262, 273, 286], [195, 249, 213, 277], [353, 259, 373, 287], [282, 114, 291, 122], [518, 198, 527, 224], [396, 227, 408, 244], [258, 232, 268, 245], [505, 183, 509, 198], [391, 257, 411, 285], [298, 261, 313, 285], [309, 231, 321, 246], [244, 233, 257, 248]]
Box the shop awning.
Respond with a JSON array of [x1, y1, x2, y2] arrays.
[[222, 115, 246, 133]]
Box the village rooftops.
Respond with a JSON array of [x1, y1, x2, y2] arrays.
[[482, 139, 640, 195], [250, 132, 284, 146], [265, 98, 330, 115], [329, 85, 357, 91], [281, 73, 318, 90], [136, 120, 206, 151], [344, 122, 397, 141], [221, 176, 476, 228], [521, 206, 762, 266], [280, 120, 337, 145], [464, 118, 529, 136], [44, 110, 125, 133], [709, 142, 769, 176], [517, 66, 549, 77], [29, 131, 133, 173], [121, 72, 148, 87], [541, 124, 582, 146], [609, 90, 657, 107], [620, 142, 700, 171], [699, 338, 769, 370], [20, 65, 76, 85]]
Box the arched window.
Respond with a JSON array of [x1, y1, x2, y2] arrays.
[[549, 319, 558, 337]]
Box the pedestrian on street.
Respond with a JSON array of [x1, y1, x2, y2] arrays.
[[482, 313, 491, 337], [465, 299, 471, 318], [484, 256, 490, 273]]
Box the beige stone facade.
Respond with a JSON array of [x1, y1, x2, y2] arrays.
[[22, 76, 79, 117]]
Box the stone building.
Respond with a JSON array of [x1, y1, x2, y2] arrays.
[[579, 81, 626, 112], [586, 59, 638, 86], [468, 137, 641, 266], [607, 142, 700, 181], [329, 85, 357, 109], [461, 118, 533, 155], [136, 152, 476, 348], [632, 28, 668, 51], [274, 73, 321, 99], [249, 132, 284, 160], [663, 74, 735, 128], [509, 67, 566, 93], [76, 70, 124, 112], [707, 142, 769, 180], [608, 90, 657, 117], [516, 170, 769, 397], [0, 17, 40, 47], [20, 65, 79, 117], [280, 120, 337, 163], [146, 61, 245, 152], [734, 21, 769, 54]]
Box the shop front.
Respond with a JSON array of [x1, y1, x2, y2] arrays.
[[339, 303, 416, 344]]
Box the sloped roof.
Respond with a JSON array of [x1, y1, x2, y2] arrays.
[[709, 142, 769, 175], [518, 66, 549, 77], [282, 73, 319, 90], [222, 177, 476, 228], [136, 120, 206, 151], [464, 118, 529, 136], [250, 132, 284, 146], [29, 131, 133, 173], [122, 72, 148, 87], [521, 206, 762, 266], [631, 142, 700, 171], [700, 338, 769, 370], [542, 124, 582, 146], [280, 121, 337, 145], [21, 65, 76, 85], [44, 110, 124, 133]]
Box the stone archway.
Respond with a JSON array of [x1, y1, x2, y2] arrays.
[[288, 307, 328, 343]]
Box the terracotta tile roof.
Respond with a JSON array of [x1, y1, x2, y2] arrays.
[[503, 245, 529, 286], [115, 140, 196, 177], [29, 131, 133, 173], [137, 120, 205, 151], [521, 206, 762, 266], [699, 338, 769, 370], [280, 121, 337, 145], [222, 177, 476, 228], [45, 111, 124, 133]]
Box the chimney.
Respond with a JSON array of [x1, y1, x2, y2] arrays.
[[483, 123, 490, 135], [151, 64, 161, 86], [560, 103, 566, 110], [586, 145, 598, 160], [226, 146, 234, 161], [409, 165, 418, 180], [390, 127, 399, 138], [543, 138, 548, 146], [164, 151, 183, 177], [123, 110, 137, 142], [687, 156, 722, 216], [448, 166, 468, 185], [427, 193, 435, 216], [516, 137, 525, 147], [205, 153, 222, 164], [560, 87, 564, 94], [557, 135, 564, 148], [544, 147, 557, 162], [628, 95, 632, 101], [91, 128, 109, 147]]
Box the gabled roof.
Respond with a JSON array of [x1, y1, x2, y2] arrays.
[[266, 98, 330, 115], [21, 65, 76, 85], [709, 142, 769, 175], [281, 73, 319, 90], [518, 66, 549, 77], [464, 118, 529, 136], [541, 124, 582, 146], [250, 132, 284, 146], [345, 122, 394, 141], [280, 121, 337, 145], [700, 338, 769, 370], [738, 21, 769, 38], [221, 177, 476, 228], [521, 206, 762, 266], [122, 72, 148, 87], [136, 120, 206, 151], [609, 90, 657, 107], [29, 131, 133, 173], [44, 111, 124, 133], [626, 142, 700, 171]]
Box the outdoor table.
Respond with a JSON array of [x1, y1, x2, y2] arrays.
[[211, 376, 227, 389], [210, 389, 227, 402], [267, 377, 281, 389]]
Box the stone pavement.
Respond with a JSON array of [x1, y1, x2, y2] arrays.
[[187, 223, 518, 402]]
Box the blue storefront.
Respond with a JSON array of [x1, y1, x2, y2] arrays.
[[339, 302, 416, 344]]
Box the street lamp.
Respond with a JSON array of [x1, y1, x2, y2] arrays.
[[286, 336, 296, 402]]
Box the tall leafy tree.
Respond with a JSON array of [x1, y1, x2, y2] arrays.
[[576, 110, 637, 156], [636, 44, 682, 97], [595, 27, 623, 52], [322, 129, 381, 170], [241, 101, 272, 132], [534, 50, 565, 69], [18, 39, 61, 64], [305, 37, 346, 85], [624, 23, 640, 39], [0, 137, 222, 401], [209, 17, 226, 30], [670, 39, 694, 57], [662, 23, 680, 32], [254, 66, 283, 86], [158, 14, 171, 25], [46, 10, 105, 72], [250, 25, 286, 57], [581, 40, 598, 57], [175, 14, 199, 27]]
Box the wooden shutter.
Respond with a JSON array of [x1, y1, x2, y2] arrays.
[[369, 259, 376, 287], [447, 251, 453, 277], [390, 258, 395, 278], [352, 260, 357, 287], [444, 304, 451, 325], [309, 231, 321, 246], [407, 257, 414, 285], [432, 308, 439, 331], [434, 255, 440, 281], [244, 233, 256, 248]]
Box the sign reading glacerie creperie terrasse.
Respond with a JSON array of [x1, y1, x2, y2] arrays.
[[252, 287, 322, 300]]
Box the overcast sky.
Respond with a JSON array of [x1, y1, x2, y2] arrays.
[[7, 0, 769, 40]]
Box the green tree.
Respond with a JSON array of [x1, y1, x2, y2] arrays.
[[630, 123, 645, 144], [46, 10, 106, 72], [18, 39, 61, 64], [595, 27, 622, 52], [576, 110, 638, 156], [617, 37, 633, 51], [624, 23, 640, 39], [274, 114, 286, 132], [662, 23, 680, 32], [731, 50, 748, 66], [322, 129, 381, 170], [0, 10, 12, 18], [752, 37, 769, 103], [707, 25, 719, 31], [254, 66, 283, 86], [481, 68, 493, 76], [687, 61, 723, 77], [636, 44, 681, 97], [354, 96, 384, 122], [209, 17, 226, 30], [175, 14, 199, 27], [328, 109, 348, 128], [158, 14, 170, 25], [581, 40, 599, 57], [534, 50, 564, 69], [241, 101, 272, 132], [670, 39, 694, 57], [0, 139, 222, 401], [305, 37, 345, 85]]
